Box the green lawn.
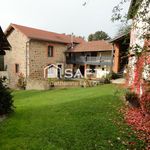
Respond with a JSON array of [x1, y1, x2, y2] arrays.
[[0, 85, 145, 150]]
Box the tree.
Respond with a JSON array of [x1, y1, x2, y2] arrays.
[[0, 79, 14, 115], [88, 31, 111, 41], [112, 0, 149, 39], [117, 24, 131, 36]]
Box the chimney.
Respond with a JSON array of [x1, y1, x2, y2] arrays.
[[71, 33, 74, 49]]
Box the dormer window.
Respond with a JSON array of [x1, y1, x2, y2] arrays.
[[48, 46, 53, 57]]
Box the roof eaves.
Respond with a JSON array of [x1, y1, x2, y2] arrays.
[[28, 36, 69, 44], [109, 32, 130, 43], [67, 49, 112, 53]]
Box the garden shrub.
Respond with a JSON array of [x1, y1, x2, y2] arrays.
[[99, 75, 111, 84], [17, 73, 26, 90], [48, 78, 57, 88], [125, 90, 140, 108], [104, 78, 111, 84], [104, 74, 111, 84], [109, 71, 120, 80], [0, 79, 14, 115]]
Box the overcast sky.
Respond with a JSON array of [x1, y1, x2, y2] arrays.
[[0, 0, 130, 39]]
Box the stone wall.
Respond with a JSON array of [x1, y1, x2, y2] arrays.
[[54, 81, 81, 88], [26, 79, 49, 90], [26, 79, 81, 90], [4, 29, 69, 89], [4, 29, 29, 88], [29, 40, 68, 80]]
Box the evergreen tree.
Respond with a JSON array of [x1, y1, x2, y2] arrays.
[[0, 79, 14, 115]]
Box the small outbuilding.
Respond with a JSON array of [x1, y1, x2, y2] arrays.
[[0, 26, 11, 71]]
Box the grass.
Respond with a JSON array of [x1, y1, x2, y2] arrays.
[[0, 84, 145, 150]]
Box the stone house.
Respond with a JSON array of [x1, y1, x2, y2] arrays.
[[4, 24, 84, 89], [3, 23, 122, 89]]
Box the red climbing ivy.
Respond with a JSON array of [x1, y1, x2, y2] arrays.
[[125, 107, 150, 133], [141, 92, 150, 115], [132, 55, 145, 94], [125, 49, 150, 134]]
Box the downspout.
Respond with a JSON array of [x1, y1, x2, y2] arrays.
[[25, 40, 30, 80]]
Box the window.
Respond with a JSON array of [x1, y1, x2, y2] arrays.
[[48, 46, 53, 57], [15, 64, 19, 73]]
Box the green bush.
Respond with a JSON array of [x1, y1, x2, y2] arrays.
[[0, 79, 14, 115], [48, 78, 57, 88], [99, 75, 111, 84], [110, 72, 120, 79], [104, 78, 111, 84], [17, 73, 26, 90], [125, 90, 140, 108]]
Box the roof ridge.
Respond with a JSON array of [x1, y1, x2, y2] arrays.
[[11, 23, 67, 36], [5, 23, 84, 44], [79, 40, 109, 44]]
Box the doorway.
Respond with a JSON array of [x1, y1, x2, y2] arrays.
[[57, 64, 63, 79], [79, 65, 85, 76]]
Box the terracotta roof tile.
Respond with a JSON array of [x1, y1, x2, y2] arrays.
[[6, 24, 84, 44], [67, 40, 113, 52]]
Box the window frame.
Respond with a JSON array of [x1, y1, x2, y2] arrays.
[[47, 46, 54, 57], [15, 64, 19, 73]]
